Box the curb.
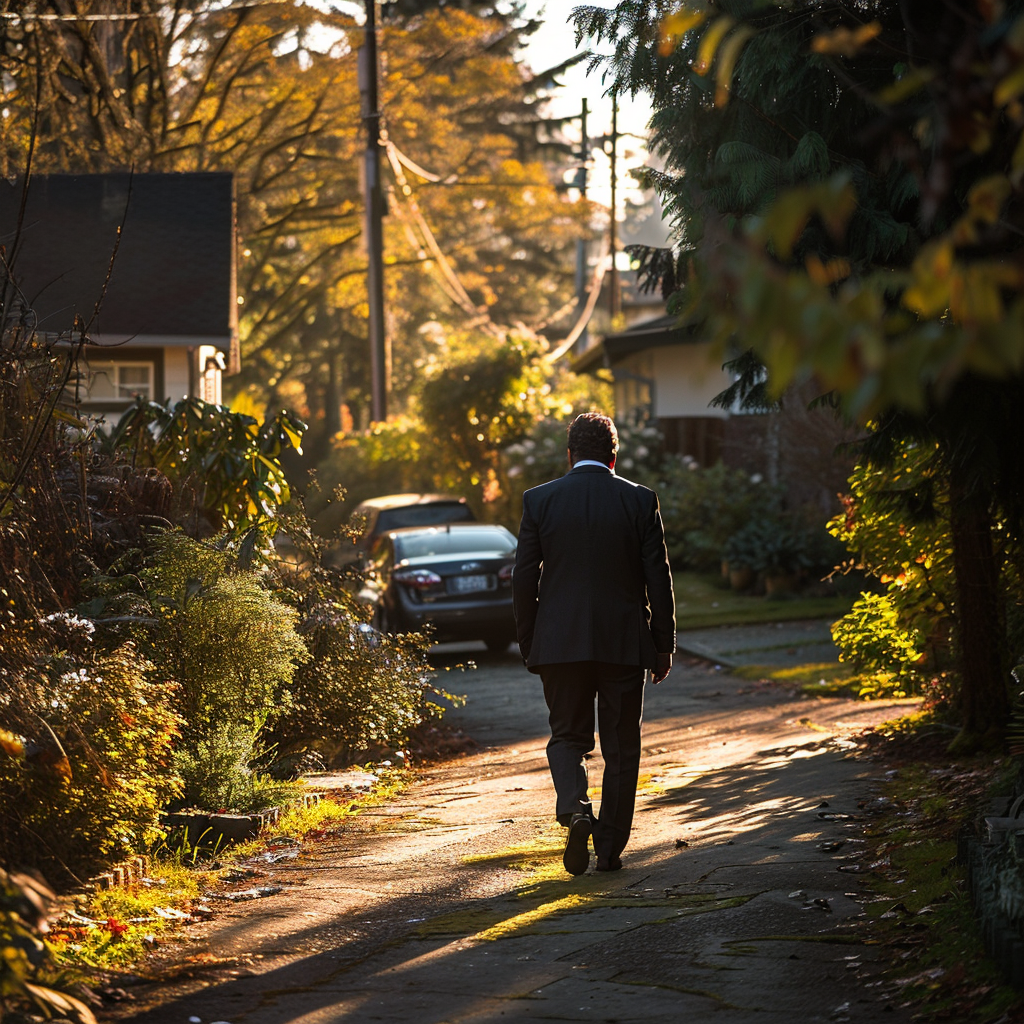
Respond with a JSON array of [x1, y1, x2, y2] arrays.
[[162, 793, 323, 852]]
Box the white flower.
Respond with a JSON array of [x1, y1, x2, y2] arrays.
[[635, 445, 649, 459], [750, 473, 763, 484], [41, 611, 95, 639]]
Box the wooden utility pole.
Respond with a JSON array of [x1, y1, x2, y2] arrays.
[[359, 0, 387, 423], [574, 98, 589, 354], [608, 91, 620, 320]]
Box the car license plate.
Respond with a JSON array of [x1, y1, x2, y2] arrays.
[[449, 574, 491, 594]]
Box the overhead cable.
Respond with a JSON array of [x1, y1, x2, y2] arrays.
[[384, 138, 504, 334], [388, 141, 457, 185], [0, 0, 292, 19], [545, 250, 610, 363]]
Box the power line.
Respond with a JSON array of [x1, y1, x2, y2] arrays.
[[0, 0, 294, 20], [545, 249, 609, 363]]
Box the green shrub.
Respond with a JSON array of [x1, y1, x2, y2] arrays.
[[258, 513, 459, 766], [723, 514, 812, 575], [831, 592, 927, 699], [650, 459, 779, 571], [142, 530, 308, 735], [0, 638, 181, 883], [99, 397, 305, 540], [171, 723, 303, 812], [271, 611, 443, 765], [827, 440, 958, 698]]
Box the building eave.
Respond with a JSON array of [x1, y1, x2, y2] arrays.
[[570, 315, 703, 375]]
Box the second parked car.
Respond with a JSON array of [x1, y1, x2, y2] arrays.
[[361, 523, 518, 651]]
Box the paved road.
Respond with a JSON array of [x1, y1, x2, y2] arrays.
[[123, 642, 916, 1024]]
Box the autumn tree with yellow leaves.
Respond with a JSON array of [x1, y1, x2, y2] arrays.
[[0, 0, 588, 454]]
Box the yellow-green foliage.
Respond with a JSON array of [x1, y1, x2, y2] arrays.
[[828, 440, 957, 699], [143, 530, 308, 733]]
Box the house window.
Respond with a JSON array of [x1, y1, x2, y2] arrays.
[[83, 361, 153, 402]]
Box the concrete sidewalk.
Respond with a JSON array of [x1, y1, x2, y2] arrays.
[[123, 651, 912, 1024], [677, 618, 839, 668]]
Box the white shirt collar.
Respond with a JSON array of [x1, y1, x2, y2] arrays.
[[572, 460, 614, 472]]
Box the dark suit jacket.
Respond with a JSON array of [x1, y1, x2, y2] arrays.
[[512, 464, 676, 673]]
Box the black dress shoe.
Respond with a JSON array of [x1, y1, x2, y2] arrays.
[[563, 813, 591, 875], [595, 855, 622, 872]]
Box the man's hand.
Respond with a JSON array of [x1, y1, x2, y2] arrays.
[[652, 652, 672, 684]]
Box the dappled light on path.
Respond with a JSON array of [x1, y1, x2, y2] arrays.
[[123, 649, 915, 1024]]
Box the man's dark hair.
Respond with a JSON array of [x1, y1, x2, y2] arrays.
[[567, 413, 618, 465]]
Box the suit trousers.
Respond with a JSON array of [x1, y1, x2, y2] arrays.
[[540, 661, 646, 862]]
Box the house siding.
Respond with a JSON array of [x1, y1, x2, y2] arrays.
[[652, 343, 732, 419], [164, 347, 190, 402]]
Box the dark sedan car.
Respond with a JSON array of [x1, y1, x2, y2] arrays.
[[328, 493, 476, 568], [362, 524, 518, 651]]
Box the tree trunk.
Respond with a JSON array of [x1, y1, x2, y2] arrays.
[[949, 473, 1009, 747]]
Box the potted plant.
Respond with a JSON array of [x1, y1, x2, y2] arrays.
[[757, 519, 812, 597], [722, 524, 761, 591], [723, 516, 811, 595]]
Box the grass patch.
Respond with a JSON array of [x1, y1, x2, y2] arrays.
[[50, 858, 212, 969], [224, 767, 408, 861], [732, 661, 860, 697], [675, 572, 852, 630], [51, 768, 408, 973]]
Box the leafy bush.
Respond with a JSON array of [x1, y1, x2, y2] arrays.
[[723, 515, 812, 576], [141, 530, 308, 735], [171, 723, 303, 813], [260, 513, 460, 766], [831, 592, 926, 699], [0, 636, 181, 883], [827, 440, 958, 698], [273, 611, 444, 765], [648, 459, 778, 571], [99, 398, 305, 541]]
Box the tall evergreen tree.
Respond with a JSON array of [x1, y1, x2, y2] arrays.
[[573, 0, 1024, 745]]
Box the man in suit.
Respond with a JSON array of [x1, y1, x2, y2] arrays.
[[512, 413, 675, 875]]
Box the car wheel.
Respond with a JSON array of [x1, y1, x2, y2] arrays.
[[373, 603, 391, 634]]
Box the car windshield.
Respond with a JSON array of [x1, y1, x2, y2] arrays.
[[396, 528, 515, 558], [375, 504, 474, 533]]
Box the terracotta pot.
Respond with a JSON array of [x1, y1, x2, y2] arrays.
[[765, 572, 798, 597], [729, 566, 755, 591]]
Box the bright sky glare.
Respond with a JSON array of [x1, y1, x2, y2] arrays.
[[515, 1, 663, 243]]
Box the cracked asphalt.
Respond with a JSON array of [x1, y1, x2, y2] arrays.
[[122, 633, 919, 1024]]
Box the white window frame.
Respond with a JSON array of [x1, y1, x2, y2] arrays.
[[82, 360, 154, 403]]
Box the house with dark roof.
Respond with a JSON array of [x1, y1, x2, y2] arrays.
[[571, 313, 738, 466], [572, 313, 857, 512], [0, 172, 237, 414]]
